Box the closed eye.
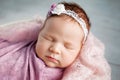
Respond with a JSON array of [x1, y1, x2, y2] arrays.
[[42, 35, 54, 41], [64, 43, 73, 49]]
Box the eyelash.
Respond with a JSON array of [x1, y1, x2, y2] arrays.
[[64, 44, 73, 49], [43, 35, 54, 41]]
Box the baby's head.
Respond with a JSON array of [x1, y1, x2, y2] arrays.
[[35, 2, 91, 68]]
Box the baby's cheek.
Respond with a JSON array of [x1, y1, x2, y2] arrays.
[[35, 42, 43, 55], [36, 41, 50, 55], [60, 55, 75, 68]]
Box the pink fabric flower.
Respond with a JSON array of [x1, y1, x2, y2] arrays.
[[47, 3, 57, 17]]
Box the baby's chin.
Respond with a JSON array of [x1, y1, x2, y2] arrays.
[[45, 62, 67, 69], [45, 61, 59, 68]]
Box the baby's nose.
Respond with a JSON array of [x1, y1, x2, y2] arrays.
[[49, 43, 61, 54]]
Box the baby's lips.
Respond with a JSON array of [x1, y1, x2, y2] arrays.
[[46, 56, 58, 63]]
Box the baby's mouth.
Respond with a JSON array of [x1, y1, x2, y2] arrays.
[[46, 56, 58, 63]]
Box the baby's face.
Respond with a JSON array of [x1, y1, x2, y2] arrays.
[[35, 17, 84, 68]]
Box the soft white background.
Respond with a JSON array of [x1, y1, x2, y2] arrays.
[[0, 0, 120, 80]]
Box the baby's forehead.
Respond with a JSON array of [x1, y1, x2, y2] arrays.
[[42, 17, 84, 41], [45, 16, 83, 32]]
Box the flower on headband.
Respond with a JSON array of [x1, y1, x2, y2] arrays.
[[50, 4, 57, 11], [51, 4, 66, 15], [47, 4, 56, 17]]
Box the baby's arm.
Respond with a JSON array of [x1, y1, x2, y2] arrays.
[[0, 18, 43, 43]]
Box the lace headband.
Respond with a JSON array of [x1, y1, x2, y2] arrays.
[[47, 4, 88, 42]]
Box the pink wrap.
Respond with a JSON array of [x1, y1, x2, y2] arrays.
[[0, 17, 111, 80]]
